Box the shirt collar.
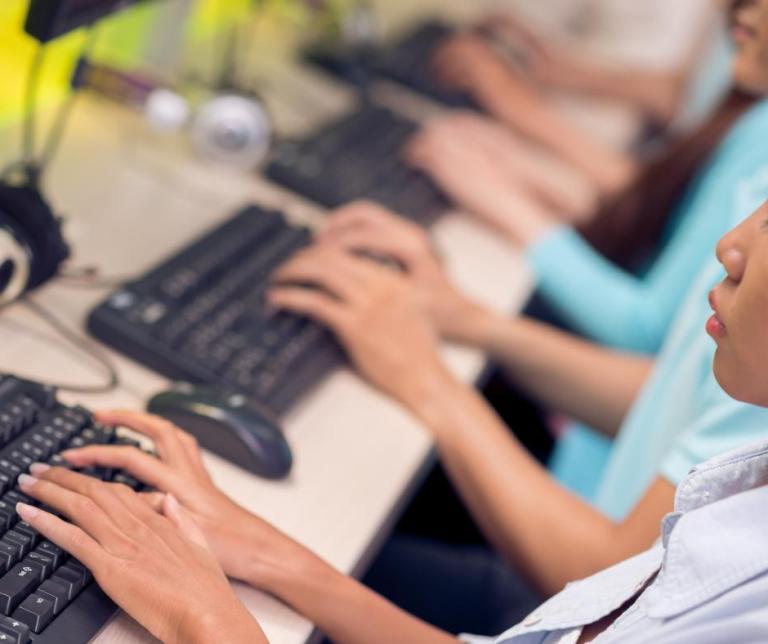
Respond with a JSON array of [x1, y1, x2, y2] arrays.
[[645, 439, 768, 618]]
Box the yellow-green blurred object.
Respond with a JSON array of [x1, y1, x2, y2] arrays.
[[0, 0, 358, 130], [0, 0, 170, 128]]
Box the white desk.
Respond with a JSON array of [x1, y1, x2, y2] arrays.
[[0, 1, 637, 641]]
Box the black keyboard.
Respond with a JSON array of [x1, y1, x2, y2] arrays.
[[0, 374, 146, 643], [87, 205, 344, 415], [266, 105, 449, 224], [306, 22, 475, 110]]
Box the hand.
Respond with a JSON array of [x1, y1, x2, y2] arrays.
[[408, 114, 596, 223], [406, 115, 558, 244], [62, 410, 319, 591], [431, 33, 512, 95], [16, 466, 266, 644], [319, 202, 489, 342], [474, 13, 567, 84], [269, 244, 456, 411]]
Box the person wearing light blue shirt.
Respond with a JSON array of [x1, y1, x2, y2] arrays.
[[21, 198, 768, 644]]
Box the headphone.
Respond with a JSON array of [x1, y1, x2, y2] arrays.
[[0, 182, 69, 306]]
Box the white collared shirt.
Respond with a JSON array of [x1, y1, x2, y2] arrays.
[[464, 439, 768, 644]]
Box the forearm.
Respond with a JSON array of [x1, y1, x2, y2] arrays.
[[250, 543, 456, 644], [449, 307, 651, 436], [409, 378, 657, 595]]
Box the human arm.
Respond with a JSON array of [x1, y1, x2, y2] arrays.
[[319, 203, 652, 434], [265, 244, 674, 595], [405, 113, 599, 225], [430, 34, 637, 196], [60, 412, 459, 644]]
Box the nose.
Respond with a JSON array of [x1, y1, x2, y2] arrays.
[[716, 230, 747, 282]]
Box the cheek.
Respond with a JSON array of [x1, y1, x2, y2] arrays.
[[721, 289, 768, 405], [732, 39, 768, 92]]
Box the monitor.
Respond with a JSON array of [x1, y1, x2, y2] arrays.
[[25, 0, 152, 43]]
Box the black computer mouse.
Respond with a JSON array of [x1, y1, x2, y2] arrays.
[[146, 384, 293, 480]]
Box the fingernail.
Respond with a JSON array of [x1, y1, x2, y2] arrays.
[[17, 474, 38, 489], [16, 503, 39, 521], [165, 494, 179, 512], [30, 463, 50, 476]]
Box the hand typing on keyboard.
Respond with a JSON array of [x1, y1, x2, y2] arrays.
[[15, 466, 266, 644], [58, 412, 458, 644], [318, 202, 488, 344], [60, 410, 321, 590], [268, 242, 457, 412]]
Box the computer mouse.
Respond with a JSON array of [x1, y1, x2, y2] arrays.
[[146, 384, 293, 480]]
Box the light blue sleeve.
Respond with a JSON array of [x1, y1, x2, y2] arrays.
[[525, 136, 768, 354], [525, 215, 717, 354]]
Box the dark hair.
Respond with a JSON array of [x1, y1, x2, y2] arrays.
[[578, 88, 756, 267]]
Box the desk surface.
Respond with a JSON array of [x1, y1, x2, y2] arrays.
[[0, 1, 637, 641]]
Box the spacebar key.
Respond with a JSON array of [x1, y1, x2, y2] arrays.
[[0, 564, 39, 614]]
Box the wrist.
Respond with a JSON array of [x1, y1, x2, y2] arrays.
[[179, 598, 264, 644], [441, 300, 503, 349]]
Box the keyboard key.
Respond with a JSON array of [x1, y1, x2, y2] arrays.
[[35, 542, 64, 569], [0, 616, 30, 644], [0, 544, 19, 574], [1, 534, 30, 560], [35, 579, 69, 615], [11, 594, 54, 633], [10, 525, 37, 549], [23, 553, 52, 581], [51, 565, 85, 600], [0, 563, 42, 613]]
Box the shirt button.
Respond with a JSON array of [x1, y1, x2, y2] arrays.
[[523, 612, 542, 626]]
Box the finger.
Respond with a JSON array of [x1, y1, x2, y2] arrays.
[[18, 473, 127, 550], [26, 466, 148, 534], [319, 229, 419, 269], [94, 410, 191, 468], [60, 446, 185, 498], [322, 201, 402, 237], [267, 287, 349, 333], [162, 494, 209, 550], [272, 249, 373, 303], [16, 503, 105, 572], [140, 491, 166, 512]]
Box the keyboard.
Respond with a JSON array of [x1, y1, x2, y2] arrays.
[[0, 374, 145, 643], [87, 205, 344, 415], [266, 105, 449, 224], [306, 22, 475, 110]]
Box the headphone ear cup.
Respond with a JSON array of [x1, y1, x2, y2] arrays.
[[0, 182, 69, 294]]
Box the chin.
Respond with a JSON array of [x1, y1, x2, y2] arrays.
[[732, 58, 768, 95], [713, 351, 742, 400], [714, 352, 768, 406]]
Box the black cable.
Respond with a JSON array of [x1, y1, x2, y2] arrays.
[[18, 297, 120, 394], [37, 28, 100, 183], [22, 46, 45, 172], [56, 266, 134, 289], [9, 27, 100, 188]]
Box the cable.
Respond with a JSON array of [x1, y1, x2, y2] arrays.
[[55, 266, 134, 289], [38, 28, 101, 183], [10, 27, 100, 188], [22, 46, 45, 172], [18, 297, 120, 394]]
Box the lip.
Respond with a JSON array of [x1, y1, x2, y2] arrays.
[[707, 289, 727, 340]]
